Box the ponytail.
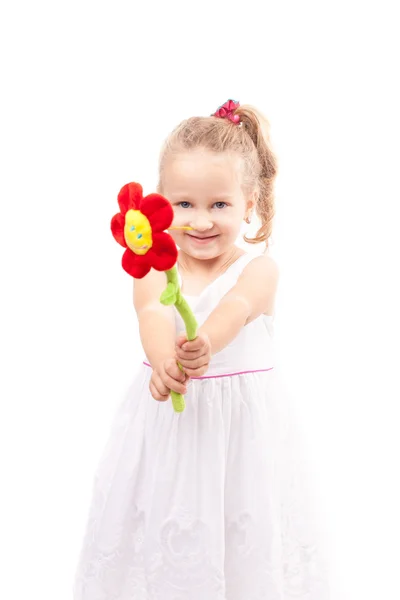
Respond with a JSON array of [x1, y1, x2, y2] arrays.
[[235, 105, 279, 248]]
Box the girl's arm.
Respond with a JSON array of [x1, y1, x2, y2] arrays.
[[134, 270, 188, 399], [176, 255, 279, 374], [199, 255, 279, 355], [133, 269, 177, 370]]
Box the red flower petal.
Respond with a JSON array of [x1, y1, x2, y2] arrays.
[[110, 213, 127, 247], [121, 248, 152, 279], [140, 194, 174, 232], [147, 232, 178, 271], [117, 182, 143, 215]]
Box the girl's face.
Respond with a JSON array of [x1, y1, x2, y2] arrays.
[[162, 148, 254, 260]]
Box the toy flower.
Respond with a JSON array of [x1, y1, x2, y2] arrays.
[[111, 182, 178, 278], [111, 181, 198, 414]]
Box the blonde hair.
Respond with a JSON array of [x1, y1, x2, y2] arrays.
[[158, 103, 279, 248]]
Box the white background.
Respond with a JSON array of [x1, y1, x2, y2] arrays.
[[1, 1, 399, 598]]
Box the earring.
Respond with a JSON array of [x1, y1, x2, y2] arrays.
[[244, 214, 251, 224]]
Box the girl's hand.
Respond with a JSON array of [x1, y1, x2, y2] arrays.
[[175, 331, 211, 378], [149, 358, 190, 402]]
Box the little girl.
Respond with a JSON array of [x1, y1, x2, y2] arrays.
[[73, 100, 330, 599]]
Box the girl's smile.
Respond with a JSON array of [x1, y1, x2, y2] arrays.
[[187, 233, 220, 244]]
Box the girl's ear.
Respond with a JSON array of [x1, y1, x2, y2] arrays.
[[245, 189, 257, 217]]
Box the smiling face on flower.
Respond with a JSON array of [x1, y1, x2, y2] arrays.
[[111, 182, 178, 279], [124, 209, 153, 255]]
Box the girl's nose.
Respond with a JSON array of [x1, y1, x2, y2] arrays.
[[189, 216, 213, 231]]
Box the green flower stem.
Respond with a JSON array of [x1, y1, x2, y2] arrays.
[[160, 266, 198, 413], [165, 267, 198, 341]]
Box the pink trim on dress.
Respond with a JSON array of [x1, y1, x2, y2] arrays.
[[142, 361, 273, 379]]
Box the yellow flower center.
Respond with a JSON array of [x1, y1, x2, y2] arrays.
[[124, 210, 153, 255]]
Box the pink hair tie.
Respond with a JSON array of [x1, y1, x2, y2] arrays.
[[213, 99, 241, 124]]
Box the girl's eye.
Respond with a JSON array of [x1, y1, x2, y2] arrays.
[[179, 201, 191, 209], [137, 233, 143, 239], [214, 201, 227, 209], [130, 225, 136, 231]]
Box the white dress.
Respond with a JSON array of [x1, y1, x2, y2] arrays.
[[73, 252, 330, 599]]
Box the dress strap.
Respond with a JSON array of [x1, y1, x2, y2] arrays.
[[228, 252, 262, 281]]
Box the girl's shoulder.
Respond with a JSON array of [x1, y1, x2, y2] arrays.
[[235, 253, 279, 318], [236, 252, 279, 280]]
